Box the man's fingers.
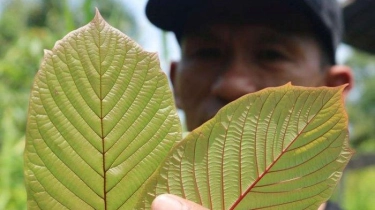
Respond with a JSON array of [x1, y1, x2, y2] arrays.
[[151, 194, 209, 210]]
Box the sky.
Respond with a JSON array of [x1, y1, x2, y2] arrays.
[[124, 0, 180, 71]]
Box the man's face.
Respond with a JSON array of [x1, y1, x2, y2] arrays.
[[171, 22, 329, 131]]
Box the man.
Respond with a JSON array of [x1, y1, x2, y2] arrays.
[[145, 0, 353, 209]]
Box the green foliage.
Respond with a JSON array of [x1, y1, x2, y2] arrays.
[[1, 1, 374, 209], [345, 49, 375, 152], [343, 166, 375, 209], [25, 11, 352, 209], [339, 49, 375, 209], [0, 1, 136, 209]]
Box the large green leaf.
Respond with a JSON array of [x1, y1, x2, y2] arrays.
[[139, 84, 353, 209], [24, 10, 181, 209]]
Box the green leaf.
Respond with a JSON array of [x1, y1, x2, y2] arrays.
[[24, 10, 181, 209], [139, 83, 353, 209]]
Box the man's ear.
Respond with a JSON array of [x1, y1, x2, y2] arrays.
[[170, 61, 182, 108], [326, 65, 354, 98]]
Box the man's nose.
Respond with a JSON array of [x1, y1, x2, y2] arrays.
[[211, 59, 257, 102]]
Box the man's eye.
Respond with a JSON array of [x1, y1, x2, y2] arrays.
[[258, 49, 286, 61], [194, 48, 222, 58]]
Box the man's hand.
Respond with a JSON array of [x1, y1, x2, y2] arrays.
[[151, 194, 209, 210]]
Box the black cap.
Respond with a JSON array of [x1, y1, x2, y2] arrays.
[[146, 0, 343, 64]]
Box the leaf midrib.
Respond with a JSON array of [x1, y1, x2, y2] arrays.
[[96, 19, 107, 210]]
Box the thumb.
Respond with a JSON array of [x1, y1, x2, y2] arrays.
[[151, 194, 209, 210]]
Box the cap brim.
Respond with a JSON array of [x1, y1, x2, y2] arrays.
[[147, 0, 314, 30]]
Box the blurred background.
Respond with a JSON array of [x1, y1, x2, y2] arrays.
[[0, 0, 374, 209]]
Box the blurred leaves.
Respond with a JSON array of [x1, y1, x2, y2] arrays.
[[345, 49, 375, 152], [0, 0, 136, 209]]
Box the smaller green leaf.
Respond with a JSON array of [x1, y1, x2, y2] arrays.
[[139, 83, 353, 210]]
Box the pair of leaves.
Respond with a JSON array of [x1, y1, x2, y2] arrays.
[[24, 10, 353, 209]]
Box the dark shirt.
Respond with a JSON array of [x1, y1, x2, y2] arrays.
[[325, 201, 342, 210]]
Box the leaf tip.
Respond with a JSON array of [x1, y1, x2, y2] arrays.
[[92, 7, 104, 24], [339, 83, 349, 92], [335, 83, 349, 106], [280, 82, 293, 89], [43, 49, 51, 56]]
